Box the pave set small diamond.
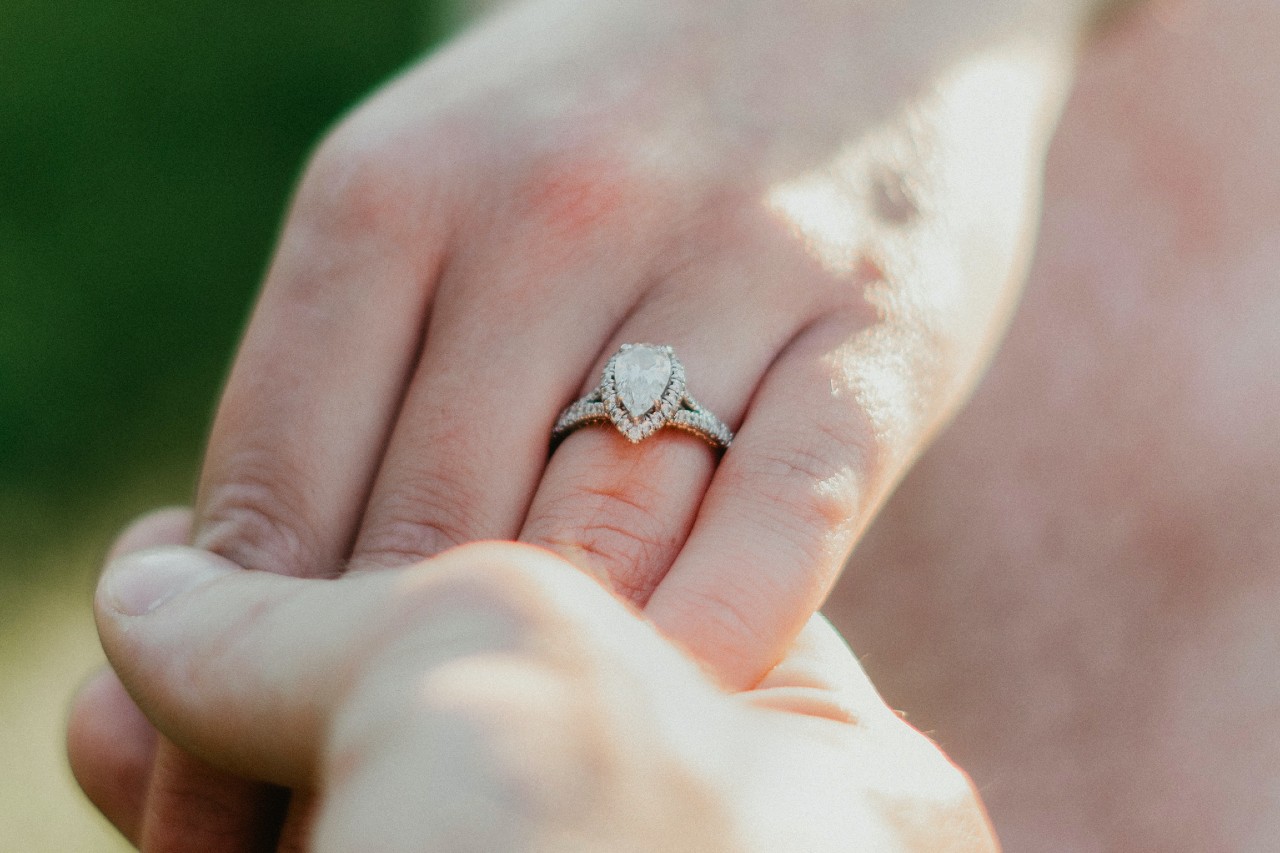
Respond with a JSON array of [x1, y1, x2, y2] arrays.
[[552, 344, 733, 449]]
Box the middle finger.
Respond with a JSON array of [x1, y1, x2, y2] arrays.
[[347, 230, 644, 570]]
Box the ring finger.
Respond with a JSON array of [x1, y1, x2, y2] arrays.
[[518, 257, 811, 606]]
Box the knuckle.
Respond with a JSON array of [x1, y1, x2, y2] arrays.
[[297, 120, 421, 238], [728, 422, 870, 567], [196, 455, 328, 576], [530, 480, 677, 604], [357, 470, 496, 568], [358, 516, 464, 569], [756, 438, 855, 527], [822, 301, 969, 447]]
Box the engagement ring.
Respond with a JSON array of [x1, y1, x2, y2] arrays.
[[552, 344, 733, 449]]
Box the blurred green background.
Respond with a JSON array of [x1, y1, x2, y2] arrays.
[[1, 1, 451, 846]]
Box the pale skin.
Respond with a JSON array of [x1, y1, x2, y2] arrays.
[[74, 511, 996, 852], [67, 0, 1129, 847]]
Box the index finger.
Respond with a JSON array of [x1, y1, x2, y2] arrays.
[[193, 129, 451, 578]]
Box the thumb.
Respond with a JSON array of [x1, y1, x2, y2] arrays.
[[95, 545, 367, 787], [93, 543, 555, 791]]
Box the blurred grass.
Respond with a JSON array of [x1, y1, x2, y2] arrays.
[[1, 534, 133, 851], [1, 0, 449, 846]]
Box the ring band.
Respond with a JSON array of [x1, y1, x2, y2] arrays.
[[553, 344, 733, 449]]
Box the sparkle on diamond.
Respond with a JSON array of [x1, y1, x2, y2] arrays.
[[614, 345, 672, 418]]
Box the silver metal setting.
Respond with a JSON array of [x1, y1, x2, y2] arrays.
[[553, 344, 733, 449]]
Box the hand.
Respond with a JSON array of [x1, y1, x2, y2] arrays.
[[197, 0, 1096, 692], [95, 0, 1106, 845], [79, 531, 996, 851]]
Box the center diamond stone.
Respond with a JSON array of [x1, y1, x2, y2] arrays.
[[614, 345, 672, 418]]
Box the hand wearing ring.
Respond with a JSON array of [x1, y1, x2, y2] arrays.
[[114, 1, 1093, 846], [553, 344, 733, 448]]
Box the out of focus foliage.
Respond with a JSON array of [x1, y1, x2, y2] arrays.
[[1, 7, 448, 846], [1, 0, 446, 567]]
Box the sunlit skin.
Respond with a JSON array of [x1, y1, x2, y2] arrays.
[[829, 1, 1280, 849], [74, 510, 997, 852], [62, 0, 1165, 848]]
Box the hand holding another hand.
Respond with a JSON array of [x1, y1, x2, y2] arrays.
[[71, 0, 1113, 846], [75, 511, 995, 852]]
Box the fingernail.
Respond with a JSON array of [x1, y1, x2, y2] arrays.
[[103, 547, 235, 617]]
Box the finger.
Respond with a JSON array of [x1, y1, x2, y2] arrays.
[[94, 543, 554, 787], [107, 507, 195, 562], [156, 138, 451, 852], [140, 746, 289, 853], [647, 313, 934, 689], [66, 509, 194, 843], [749, 618, 998, 851], [67, 668, 158, 846], [98, 547, 340, 787], [309, 546, 719, 853], [349, 244, 640, 570], [96, 541, 731, 853], [100, 510, 286, 851], [519, 259, 806, 605], [746, 614, 893, 725], [194, 128, 452, 578]]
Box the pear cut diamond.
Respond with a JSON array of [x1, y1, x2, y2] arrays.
[[552, 343, 731, 448], [614, 345, 672, 419]]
